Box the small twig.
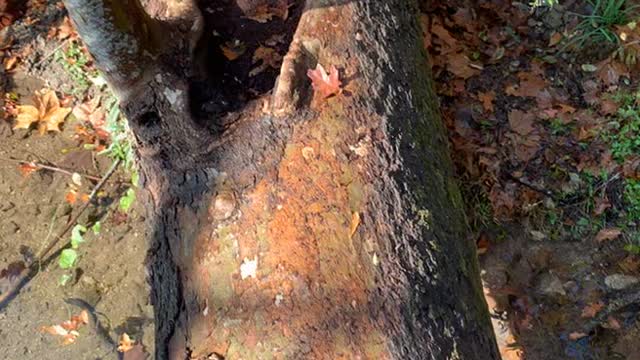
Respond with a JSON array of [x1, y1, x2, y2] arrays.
[[0, 157, 103, 182], [30, 38, 70, 70], [0, 159, 121, 309]]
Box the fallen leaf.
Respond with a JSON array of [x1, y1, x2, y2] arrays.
[[18, 162, 38, 177], [118, 332, 136, 352], [505, 71, 548, 98], [48, 16, 77, 40], [350, 212, 360, 239], [249, 46, 282, 76], [605, 316, 621, 330], [477, 91, 496, 112], [13, 89, 72, 134], [549, 32, 563, 46], [243, 1, 289, 23], [447, 52, 481, 79], [220, 40, 246, 61], [508, 109, 535, 136], [40, 310, 88, 345], [600, 99, 620, 116], [581, 301, 604, 318], [595, 228, 622, 242], [569, 332, 588, 340], [307, 64, 342, 99], [594, 196, 611, 215]]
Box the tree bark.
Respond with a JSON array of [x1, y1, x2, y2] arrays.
[[64, 0, 499, 359]]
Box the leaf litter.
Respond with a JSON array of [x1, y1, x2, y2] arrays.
[[425, 0, 640, 358]]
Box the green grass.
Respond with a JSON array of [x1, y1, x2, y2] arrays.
[[54, 41, 99, 94], [567, 0, 637, 50]]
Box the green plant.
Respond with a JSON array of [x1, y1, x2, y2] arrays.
[[54, 41, 99, 93], [548, 117, 572, 135], [99, 94, 139, 212], [602, 98, 640, 161], [624, 179, 640, 221], [567, 0, 637, 49]]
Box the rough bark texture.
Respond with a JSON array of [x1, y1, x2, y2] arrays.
[[65, 0, 499, 359]]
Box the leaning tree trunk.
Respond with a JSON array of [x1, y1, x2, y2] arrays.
[[64, 0, 499, 359]]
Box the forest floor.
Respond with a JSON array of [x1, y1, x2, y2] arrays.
[[2, 0, 640, 359]]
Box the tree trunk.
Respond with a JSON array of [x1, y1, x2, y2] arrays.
[[64, 0, 499, 359]]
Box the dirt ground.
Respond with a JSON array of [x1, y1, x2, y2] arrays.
[[2, 0, 640, 359], [1, 2, 153, 359]]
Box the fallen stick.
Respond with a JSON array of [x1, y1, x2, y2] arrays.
[[0, 157, 104, 182], [0, 159, 121, 310]]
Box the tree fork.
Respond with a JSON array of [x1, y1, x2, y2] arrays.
[[64, 0, 500, 359]]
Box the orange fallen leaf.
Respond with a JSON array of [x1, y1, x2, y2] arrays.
[[249, 46, 282, 76], [307, 64, 342, 99], [220, 40, 246, 61], [595, 228, 622, 243], [40, 310, 88, 345], [3, 55, 18, 71], [13, 89, 72, 134], [581, 301, 604, 318], [350, 212, 360, 239], [477, 91, 496, 113], [18, 162, 38, 177], [118, 332, 136, 352]]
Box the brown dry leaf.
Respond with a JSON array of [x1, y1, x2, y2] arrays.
[[307, 63, 342, 99], [594, 196, 611, 215], [249, 46, 282, 77], [605, 316, 622, 330], [582, 80, 600, 105], [477, 91, 496, 113], [118, 332, 136, 352], [48, 16, 76, 40], [431, 22, 458, 48], [595, 228, 622, 242], [244, 1, 289, 23], [600, 99, 620, 116], [549, 32, 563, 47], [505, 71, 548, 98], [72, 97, 108, 140], [581, 301, 604, 318], [447, 52, 480, 79], [3, 55, 18, 70], [597, 59, 627, 86], [220, 40, 246, 61], [350, 212, 360, 239], [508, 109, 535, 136], [13, 89, 71, 134]]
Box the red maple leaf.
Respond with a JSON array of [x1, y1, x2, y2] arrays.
[[307, 64, 342, 99]]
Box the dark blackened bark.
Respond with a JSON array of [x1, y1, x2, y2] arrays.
[[65, 0, 499, 359]]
